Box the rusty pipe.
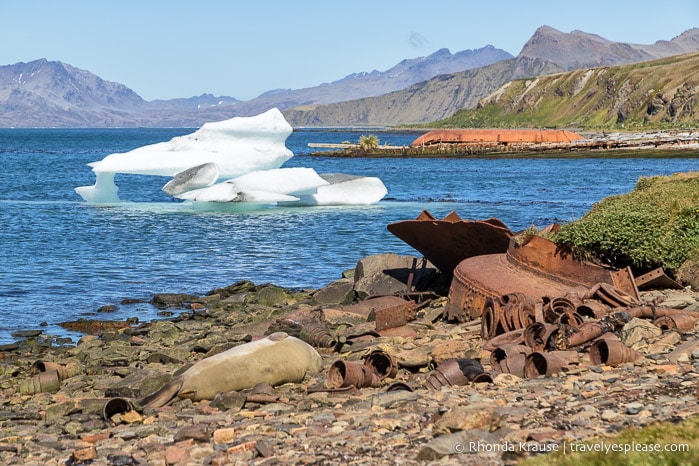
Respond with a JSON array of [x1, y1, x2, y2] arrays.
[[576, 301, 611, 319], [523, 322, 559, 352], [653, 314, 698, 332], [624, 306, 693, 319], [490, 344, 531, 377], [327, 360, 380, 389], [364, 350, 398, 380], [482, 328, 525, 352], [425, 358, 489, 390], [103, 397, 135, 421], [524, 351, 579, 378], [31, 360, 79, 381], [566, 321, 607, 348], [19, 370, 61, 395], [588, 338, 642, 366]]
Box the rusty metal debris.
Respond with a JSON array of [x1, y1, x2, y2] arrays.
[[524, 351, 579, 378], [425, 358, 491, 389], [19, 370, 61, 395], [31, 360, 79, 381], [490, 345, 531, 378], [387, 210, 513, 277], [325, 349, 400, 390], [269, 308, 337, 348], [385, 382, 414, 392], [653, 314, 698, 332], [588, 336, 642, 366], [372, 300, 417, 332], [102, 398, 135, 421], [635, 267, 683, 290], [584, 282, 639, 308], [327, 360, 381, 389], [364, 350, 398, 380], [445, 235, 640, 323], [482, 292, 538, 339]]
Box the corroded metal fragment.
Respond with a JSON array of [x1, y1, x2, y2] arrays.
[[387, 210, 513, 277]]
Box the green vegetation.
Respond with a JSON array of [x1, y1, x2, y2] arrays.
[[521, 415, 699, 466], [359, 134, 379, 151], [553, 172, 699, 274], [431, 52, 699, 130]]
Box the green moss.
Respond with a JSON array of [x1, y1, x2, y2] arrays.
[[554, 172, 699, 273], [521, 415, 699, 466]]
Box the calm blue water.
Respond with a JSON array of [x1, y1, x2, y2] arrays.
[[1, 128, 697, 344]]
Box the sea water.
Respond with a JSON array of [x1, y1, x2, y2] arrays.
[[0, 128, 697, 344]]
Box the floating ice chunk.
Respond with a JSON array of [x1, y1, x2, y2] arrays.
[[76, 108, 293, 202], [162, 163, 219, 196], [75, 108, 389, 207], [178, 181, 299, 203], [281, 174, 388, 206], [230, 168, 329, 195], [176, 168, 325, 203], [89, 108, 292, 177], [74, 172, 120, 203]]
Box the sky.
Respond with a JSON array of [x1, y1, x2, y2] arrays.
[[1, 0, 697, 102]]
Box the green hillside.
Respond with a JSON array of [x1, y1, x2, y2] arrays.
[[433, 52, 699, 130]]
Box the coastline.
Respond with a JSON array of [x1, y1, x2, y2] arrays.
[[0, 270, 698, 463], [0, 129, 698, 463]]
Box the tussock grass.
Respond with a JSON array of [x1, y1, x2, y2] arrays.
[[554, 172, 699, 274]]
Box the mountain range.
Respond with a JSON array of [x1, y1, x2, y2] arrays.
[[0, 25, 697, 127], [434, 51, 699, 129]]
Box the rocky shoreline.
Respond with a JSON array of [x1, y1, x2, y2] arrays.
[[1, 254, 698, 465]]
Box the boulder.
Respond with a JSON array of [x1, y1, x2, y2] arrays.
[[312, 279, 356, 305], [353, 253, 435, 298]]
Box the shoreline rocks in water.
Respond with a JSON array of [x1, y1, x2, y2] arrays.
[[0, 252, 698, 464]]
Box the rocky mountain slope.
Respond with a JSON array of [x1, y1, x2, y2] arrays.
[[1, 26, 697, 127], [0, 46, 510, 128], [434, 51, 699, 129], [286, 27, 699, 126], [284, 56, 564, 126], [519, 25, 699, 70]]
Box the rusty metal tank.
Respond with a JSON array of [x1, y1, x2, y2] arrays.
[[444, 235, 638, 322]]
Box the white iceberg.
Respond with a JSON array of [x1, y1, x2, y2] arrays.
[[282, 174, 388, 206], [75, 108, 387, 207], [176, 168, 328, 202]]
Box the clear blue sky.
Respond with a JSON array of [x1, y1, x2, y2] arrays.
[[1, 0, 696, 101]]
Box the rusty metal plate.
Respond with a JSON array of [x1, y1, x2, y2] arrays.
[[374, 300, 416, 331], [336, 295, 411, 319], [635, 267, 683, 290], [387, 210, 513, 277]]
